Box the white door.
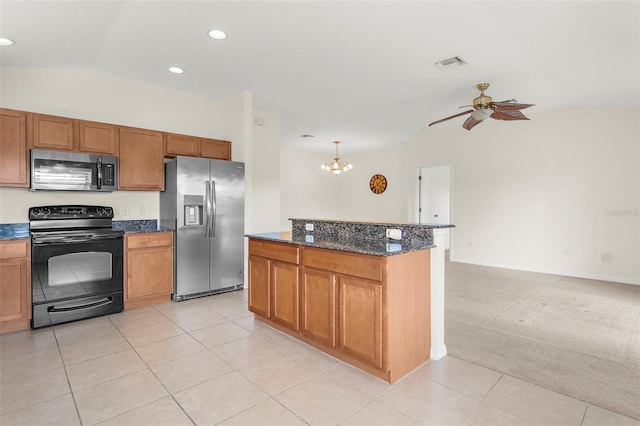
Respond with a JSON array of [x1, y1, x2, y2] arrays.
[[417, 165, 451, 250]]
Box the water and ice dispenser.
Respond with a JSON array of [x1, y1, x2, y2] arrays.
[[183, 195, 203, 226]]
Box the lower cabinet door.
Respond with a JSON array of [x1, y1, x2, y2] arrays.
[[338, 275, 383, 368], [271, 261, 299, 331], [248, 256, 270, 318], [301, 267, 336, 347]]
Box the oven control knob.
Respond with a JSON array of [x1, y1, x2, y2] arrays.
[[97, 207, 113, 217], [34, 207, 51, 217]]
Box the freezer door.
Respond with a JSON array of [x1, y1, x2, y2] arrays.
[[209, 159, 245, 291], [175, 156, 211, 298]]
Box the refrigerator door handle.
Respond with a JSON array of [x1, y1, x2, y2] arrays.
[[211, 180, 217, 238], [205, 180, 211, 237]]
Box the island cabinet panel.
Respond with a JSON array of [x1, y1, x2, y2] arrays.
[[338, 276, 382, 369], [248, 239, 300, 332], [124, 232, 174, 309], [78, 120, 118, 155], [118, 127, 165, 190], [30, 113, 75, 151], [271, 261, 299, 331], [301, 267, 336, 347], [247, 237, 431, 384], [248, 255, 270, 318], [302, 247, 382, 281], [0, 108, 28, 187], [0, 240, 31, 334]]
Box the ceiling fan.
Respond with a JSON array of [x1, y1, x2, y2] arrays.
[[428, 83, 534, 131]]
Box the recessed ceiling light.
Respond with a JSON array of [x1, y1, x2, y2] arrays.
[[168, 66, 184, 74], [208, 29, 227, 40], [0, 38, 15, 46]]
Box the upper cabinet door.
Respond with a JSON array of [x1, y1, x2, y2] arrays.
[[165, 133, 199, 158], [0, 109, 28, 187], [118, 127, 164, 190], [200, 138, 231, 160], [78, 120, 118, 155], [31, 113, 75, 150]]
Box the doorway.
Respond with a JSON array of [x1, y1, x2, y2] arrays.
[[416, 165, 452, 251]]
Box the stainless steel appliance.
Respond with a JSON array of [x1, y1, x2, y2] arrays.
[[30, 205, 124, 328], [160, 157, 244, 300], [30, 149, 117, 192]]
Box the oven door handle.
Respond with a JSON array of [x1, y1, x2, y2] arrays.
[[47, 297, 113, 313]]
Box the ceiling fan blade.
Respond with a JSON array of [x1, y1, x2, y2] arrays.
[[490, 101, 535, 110], [490, 109, 530, 121], [462, 115, 483, 131], [428, 109, 473, 127]]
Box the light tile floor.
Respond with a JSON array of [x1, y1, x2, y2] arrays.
[[1, 289, 638, 426]]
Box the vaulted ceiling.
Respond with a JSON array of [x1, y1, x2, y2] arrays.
[[1, 1, 638, 154]]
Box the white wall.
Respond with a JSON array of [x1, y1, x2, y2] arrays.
[[408, 108, 639, 284], [250, 109, 281, 233], [335, 146, 410, 223], [279, 148, 342, 230]]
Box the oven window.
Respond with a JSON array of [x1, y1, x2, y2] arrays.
[[49, 252, 113, 286]]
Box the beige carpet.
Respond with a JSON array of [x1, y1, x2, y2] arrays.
[[444, 260, 640, 420]]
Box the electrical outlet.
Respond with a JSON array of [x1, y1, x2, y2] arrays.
[[138, 206, 145, 216], [122, 205, 129, 218], [305, 235, 314, 243], [305, 223, 314, 232], [601, 252, 613, 262], [562, 248, 569, 255], [386, 229, 402, 240]]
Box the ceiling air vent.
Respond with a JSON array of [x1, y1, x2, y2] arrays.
[[434, 56, 468, 70]]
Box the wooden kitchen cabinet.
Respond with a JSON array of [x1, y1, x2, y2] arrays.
[[301, 267, 336, 346], [338, 275, 382, 368], [165, 133, 199, 157], [0, 108, 29, 187], [118, 126, 165, 190], [248, 238, 431, 383], [248, 239, 300, 332], [200, 138, 231, 160], [78, 120, 118, 155], [30, 113, 75, 151], [124, 232, 174, 309], [0, 239, 31, 333], [164, 134, 232, 161]]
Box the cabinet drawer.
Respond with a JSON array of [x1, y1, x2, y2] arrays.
[[249, 239, 299, 264], [302, 247, 382, 282], [126, 232, 173, 249], [0, 240, 29, 260]]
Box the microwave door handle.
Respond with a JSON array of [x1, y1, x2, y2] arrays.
[[96, 158, 102, 190]]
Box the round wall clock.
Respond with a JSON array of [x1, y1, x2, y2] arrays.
[[369, 174, 387, 194]]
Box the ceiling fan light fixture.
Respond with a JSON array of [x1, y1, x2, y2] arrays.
[[471, 108, 492, 121]]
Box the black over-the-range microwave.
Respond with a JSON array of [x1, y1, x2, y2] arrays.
[[30, 148, 118, 192]]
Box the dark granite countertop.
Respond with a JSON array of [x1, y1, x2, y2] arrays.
[[0, 223, 30, 240], [246, 231, 435, 256], [113, 220, 173, 234], [0, 221, 172, 240]]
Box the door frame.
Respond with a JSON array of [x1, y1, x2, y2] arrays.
[[414, 163, 453, 256]]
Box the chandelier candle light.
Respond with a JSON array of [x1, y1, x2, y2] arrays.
[[321, 141, 353, 174]]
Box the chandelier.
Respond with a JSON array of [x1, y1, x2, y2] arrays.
[[321, 141, 353, 174]]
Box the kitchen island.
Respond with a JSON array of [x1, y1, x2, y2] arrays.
[[246, 218, 453, 383]]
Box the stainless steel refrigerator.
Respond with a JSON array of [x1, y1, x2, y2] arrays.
[[160, 156, 245, 301]]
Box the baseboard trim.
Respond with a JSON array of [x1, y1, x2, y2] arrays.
[[448, 257, 640, 286], [430, 344, 447, 361]]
